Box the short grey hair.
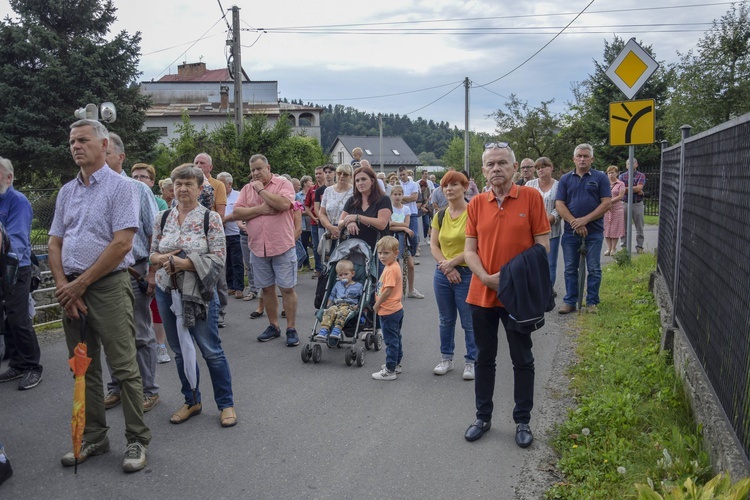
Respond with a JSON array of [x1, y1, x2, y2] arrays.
[[249, 154, 269, 166], [108, 132, 125, 155], [281, 173, 292, 181], [574, 143, 594, 157], [195, 152, 212, 164], [217, 171, 233, 183], [171, 163, 205, 184], [482, 144, 516, 165], [0, 157, 14, 177], [300, 175, 313, 186], [71, 119, 108, 140]]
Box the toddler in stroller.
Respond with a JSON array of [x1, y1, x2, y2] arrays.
[[302, 238, 382, 366], [315, 260, 363, 342]]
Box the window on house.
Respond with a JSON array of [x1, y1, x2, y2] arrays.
[[365, 149, 373, 155], [147, 127, 169, 137], [338, 152, 344, 164], [392, 149, 400, 155]]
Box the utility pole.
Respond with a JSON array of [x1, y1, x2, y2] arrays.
[[464, 77, 470, 175], [379, 113, 384, 173], [231, 6, 243, 137]]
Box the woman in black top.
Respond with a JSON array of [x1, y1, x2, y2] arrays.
[[338, 165, 392, 251]]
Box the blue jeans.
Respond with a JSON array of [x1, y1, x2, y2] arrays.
[[408, 215, 420, 249], [561, 231, 604, 307], [548, 236, 561, 287], [433, 265, 477, 363], [156, 287, 234, 410], [471, 305, 534, 424], [311, 224, 323, 272], [225, 234, 245, 291], [421, 213, 431, 238], [379, 309, 404, 372]]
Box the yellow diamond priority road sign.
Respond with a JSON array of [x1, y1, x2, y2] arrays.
[[605, 38, 659, 99], [609, 99, 655, 146]]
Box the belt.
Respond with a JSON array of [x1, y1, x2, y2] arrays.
[[134, 257, 148, 265], [65, 269, 126, 282]]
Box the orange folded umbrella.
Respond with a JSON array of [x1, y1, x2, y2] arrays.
[[67, 314, 90, 474]]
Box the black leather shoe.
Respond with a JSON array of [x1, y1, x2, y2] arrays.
[[516, 423, 533, 448], [464, 419, 491, 442]]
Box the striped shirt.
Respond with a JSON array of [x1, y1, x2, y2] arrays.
[[525, 179, 562, 239]]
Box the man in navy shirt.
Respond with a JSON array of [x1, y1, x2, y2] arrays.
[[0, 157, 43, 390], [555, 144, 612, 314]]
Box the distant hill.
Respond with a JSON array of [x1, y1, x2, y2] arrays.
[[284, 100, 461, 159]]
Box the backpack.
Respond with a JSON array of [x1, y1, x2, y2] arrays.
[[29, 251, 41, 292], [436, 208, 447, 230], [160, 209, 210, 238]]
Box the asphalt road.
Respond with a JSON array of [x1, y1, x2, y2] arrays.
[[0, 225, 659, 499]]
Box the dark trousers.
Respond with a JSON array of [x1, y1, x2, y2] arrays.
[[299, 231, 312, 269], [471, 305, 534, 424], [225, 234, 245, 291], [3, 266, 42, 373]]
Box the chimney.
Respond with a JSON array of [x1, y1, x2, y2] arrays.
[[220, 86, 229, 111], [177, 62, 207, 80]]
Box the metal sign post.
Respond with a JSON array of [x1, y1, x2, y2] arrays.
[[605, 38, 659, 258]]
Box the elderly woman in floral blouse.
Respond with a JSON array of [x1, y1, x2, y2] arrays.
[[150, 164, 236, 428]]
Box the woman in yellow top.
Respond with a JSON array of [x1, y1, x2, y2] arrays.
[[429, 170, 477, 381]]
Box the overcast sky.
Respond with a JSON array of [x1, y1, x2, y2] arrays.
[[0, 0, 732, 136]]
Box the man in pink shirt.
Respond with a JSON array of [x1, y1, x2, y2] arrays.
[[230, 154, 299, 346]]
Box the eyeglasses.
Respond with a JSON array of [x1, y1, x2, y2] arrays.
[[484, 142, 510, 150], [133, 175, 151, 180], [520, 166, 534, 170], [337, 172, 350, 177]]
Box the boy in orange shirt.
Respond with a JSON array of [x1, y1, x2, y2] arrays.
[[371, 236, 404, 381]]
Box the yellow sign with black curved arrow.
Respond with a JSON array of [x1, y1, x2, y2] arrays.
[[609, 99, 655, 146]]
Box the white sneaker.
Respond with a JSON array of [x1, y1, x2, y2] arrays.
[[156, 345, 171, 364], [372, 368, 397, 381], [433, 359, 454, 375], [381, 363, 402, 374], [407, 289, 425, 299], [463, 363, 475, 380], [122, 441, 147, 473]]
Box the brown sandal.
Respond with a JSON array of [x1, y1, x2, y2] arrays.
[[170, 403, 202, 424], [220, 407, 237, 427]]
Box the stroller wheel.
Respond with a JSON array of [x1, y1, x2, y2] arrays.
[[374, 330, 384, 351], [356, 347, 366, 367], [364, 333, 373, 350], [345, 347, 354, 366], [301, 343, 312, 363], [312, 344, 323, 363]]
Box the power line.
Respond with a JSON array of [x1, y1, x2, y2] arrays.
[[403, 81, 465, 117], [476, 0, 597, 88], [259, 2, 731, 30], [142, 34, 223, 56], [475, 86, 511, 101], [216, 0, 231, 31], [154, 16, 226, 79], [305, 81, 464, 102]]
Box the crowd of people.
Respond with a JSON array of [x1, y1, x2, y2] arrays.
[[0, 117, 648, 478]]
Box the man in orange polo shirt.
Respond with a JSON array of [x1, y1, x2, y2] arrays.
[[463, 142, 550, 448]]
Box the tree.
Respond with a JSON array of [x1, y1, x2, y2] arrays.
[[440, 134, 488, 181], [491, 95, 568, 167], [0, 0, 156, 186], [152, 113, 328, 189], [562, 36, 672, 171], [662, 1, 750, 143]]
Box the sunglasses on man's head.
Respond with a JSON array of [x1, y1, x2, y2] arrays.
[[484, 142, 511, 150]]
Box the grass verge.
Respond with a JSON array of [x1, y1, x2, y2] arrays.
[[546, 254, 712, 498], [644, 215, 659, 225]]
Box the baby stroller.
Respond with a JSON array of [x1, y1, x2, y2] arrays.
[[301, 238, 383, 366]]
